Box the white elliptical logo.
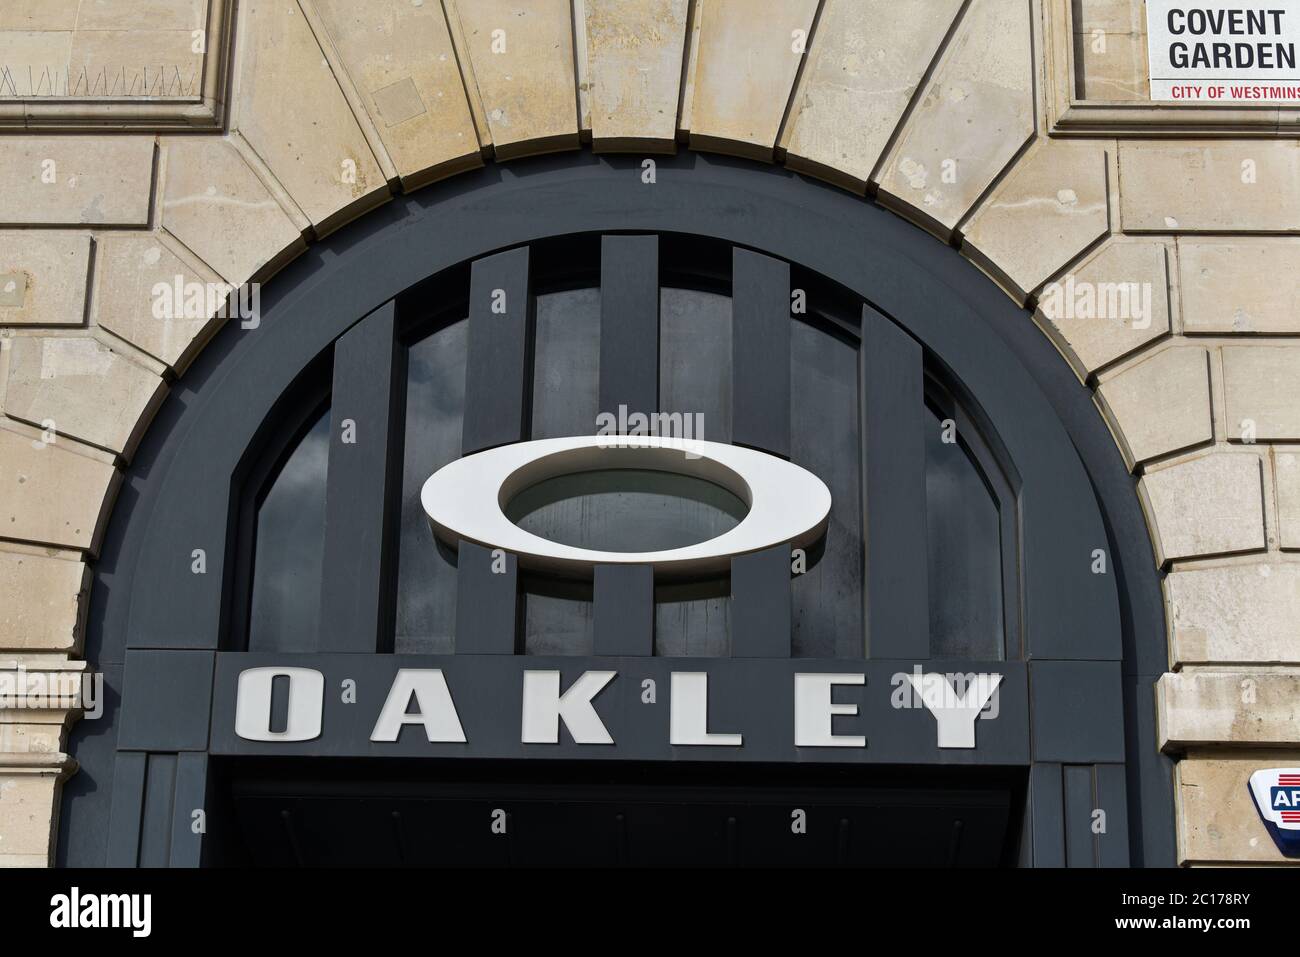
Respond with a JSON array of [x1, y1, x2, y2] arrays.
[[420, 434, 832, 578]]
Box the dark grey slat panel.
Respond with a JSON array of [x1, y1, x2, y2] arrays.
[[598, 235, 659, 421], [730, 545, 790, 657], [319, 301, 402, 653], [117, 649, 214, 752], [1029, 762, 1065, 867], [1030, 660, 1125, 763], [731, 248, 790, 457], [1017, 773, 1034, 868], [454, 541, 519, 654], [860, 305, 929, 659], [1063, 764, 1097, 867], [593, 564, 654, 655], [123, 155, 1123, 668], [105, 751, 147, 867], [138, 753, 177, 868], [1095, 763, 1132, 867], [169, 752, 209, 868], [462, 247, 533, 454]]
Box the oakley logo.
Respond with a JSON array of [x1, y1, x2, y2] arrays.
[[421, 435, 831, 577]]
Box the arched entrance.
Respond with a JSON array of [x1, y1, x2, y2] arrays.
[[58, 152, 1174, 867]]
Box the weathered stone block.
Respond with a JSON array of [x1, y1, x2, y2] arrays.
[[1037, 241, 1170, 375], [0, 548, 85, 652], [1168, 562, 1300, 664], [877, 0, 1035, 235], [0, 138, 153, 226], [687, 0, 819, 160], [160, 137, 305, 288], [2, 336, 166, 457], [447, 0, 581, 160], [1097, 347, 1211, 466], [0, 769, 64, 866], [1120, 142, 1300, 233], [311, 0, 482, 187], [233, 0, 387, 234], [0, 424, 117, 555], [1277, 449, 1300, 550], [93, 233, 224, 374], [782, 0, 962, 191], [1179, 240, 1300, 334], [962, 140, 1111, 301], [1221, 346, 1300, 441], [1140, 452, 1266, 563], [0, 232, 89, 328], [1176, 754, 1300, 864], [583, 0, 689, 152], [1160, 671, 1300, 748]]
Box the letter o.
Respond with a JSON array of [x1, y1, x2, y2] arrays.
[[235, 667, 324, 742]]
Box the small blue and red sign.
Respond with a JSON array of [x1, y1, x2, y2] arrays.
[[1248, 768, 1300, 857]]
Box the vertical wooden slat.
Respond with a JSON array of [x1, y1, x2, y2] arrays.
[[860, 304, 929, 659], [462, 247, 533, 453], [593, 564, 654, 655], [455, 540, 518, 654], [319, 301, 402, 653], [730, 545, 790, 656], [731, 248, 790, 457], [599, 235, 659, 421]]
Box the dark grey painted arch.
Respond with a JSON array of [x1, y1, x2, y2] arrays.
[[59, 151, 1174, 867]]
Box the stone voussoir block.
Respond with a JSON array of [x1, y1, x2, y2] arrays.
[[1036, 241, 1170, 376], [447, 0, 581, 160], [92, 232, 228, 375], [583, 0, 690, 153], [232, 0, 388, 235], [1, 335, 167, 459], [0, 548, 86, 653], [781, 0, 963, 192], [310, 0, 483, 189], [686, 0, 819, 161], [961, 139, 1112, 303], [1096, 346, 1212, 468], [160, 137, 306, 289], [1168, 561, 1300, 664], [1139, 451, 1266, 564], [0, 422, 118, 556], [876, 0, 1035, 237]]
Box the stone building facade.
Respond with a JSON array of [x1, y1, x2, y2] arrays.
[[1, 0, 1298, 866]]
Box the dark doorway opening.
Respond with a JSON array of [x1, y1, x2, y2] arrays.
[[213, 758, 1025, 867]]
